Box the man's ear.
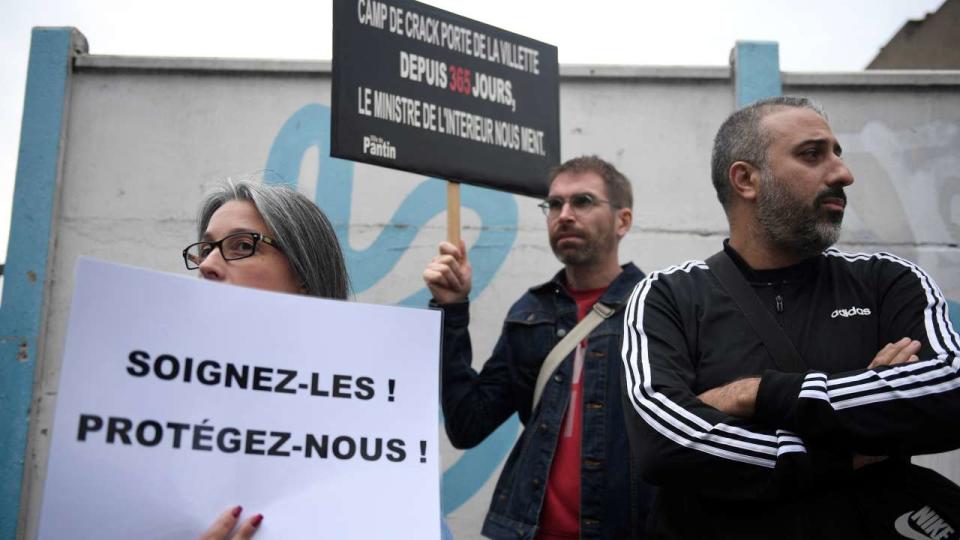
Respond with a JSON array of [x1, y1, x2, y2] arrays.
[[729, 161, 761, 202], [615, 207, 632, 239]]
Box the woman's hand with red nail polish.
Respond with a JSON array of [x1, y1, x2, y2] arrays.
[[200, 506, 263, 540]]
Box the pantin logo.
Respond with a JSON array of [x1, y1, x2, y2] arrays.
[[362, 135, 396, 160]]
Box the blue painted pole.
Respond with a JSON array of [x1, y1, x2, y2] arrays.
[[0, 27, 83, 539], [733, 41, 782, 107]]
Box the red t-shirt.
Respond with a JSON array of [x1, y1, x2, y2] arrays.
[[537, 285, 607, 539]]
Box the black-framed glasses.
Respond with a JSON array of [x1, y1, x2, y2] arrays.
[[538, 193, 615, 217], [182, 232, 281, 270]]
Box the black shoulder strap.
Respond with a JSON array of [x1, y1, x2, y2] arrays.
[[705, 251, 808, 373]]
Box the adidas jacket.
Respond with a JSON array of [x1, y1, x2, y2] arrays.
[[620, 242, 960, 538]]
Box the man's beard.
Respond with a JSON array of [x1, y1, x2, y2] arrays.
[[549, 223, 617, 267], [755, 169, 845, 258]]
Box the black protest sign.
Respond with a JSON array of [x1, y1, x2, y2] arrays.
[[332, 0, 560, 198]]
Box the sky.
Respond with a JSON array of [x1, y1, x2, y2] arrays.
[[0, 0, 947, 268]]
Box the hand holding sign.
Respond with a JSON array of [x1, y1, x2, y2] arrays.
[[423, 239, 472, 304], [200, 507, 263, 540]]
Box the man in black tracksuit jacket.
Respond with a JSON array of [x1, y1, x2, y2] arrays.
[[621, 96, 960, 538]]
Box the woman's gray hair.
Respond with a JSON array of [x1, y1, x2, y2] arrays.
[[197, 180, 351, 299]]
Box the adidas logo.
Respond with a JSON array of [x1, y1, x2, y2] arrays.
[[831, 306, 872, 319]]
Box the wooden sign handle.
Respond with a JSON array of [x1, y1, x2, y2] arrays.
[[447, 181, 461, 245]]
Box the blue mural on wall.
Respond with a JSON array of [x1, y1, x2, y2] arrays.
[[265, 104, 520, 513]]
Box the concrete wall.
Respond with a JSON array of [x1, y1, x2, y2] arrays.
[[3, 28, 959, 539]]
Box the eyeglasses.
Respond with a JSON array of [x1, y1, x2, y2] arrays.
[[182, 232, 281, 270], [538, 193, 615, 217]]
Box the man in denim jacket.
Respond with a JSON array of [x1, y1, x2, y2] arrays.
[[424, 156, 654, 539]]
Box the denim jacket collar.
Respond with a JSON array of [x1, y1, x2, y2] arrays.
[[528, 262, 643, 309]]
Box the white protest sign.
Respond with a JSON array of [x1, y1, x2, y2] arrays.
[[38, 258, 441, 539]]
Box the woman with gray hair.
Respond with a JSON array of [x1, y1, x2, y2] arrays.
[[183, 180, 350, 300], [182, 180, 350, 539]]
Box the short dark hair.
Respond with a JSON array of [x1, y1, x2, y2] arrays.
[[548, 155, 633, 210], [197, 180, 351, 299], [710, 96, 826, 210]]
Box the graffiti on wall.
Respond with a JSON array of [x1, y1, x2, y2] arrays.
[[840, 120, 960, 330], [264, 104, 520, 513]]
